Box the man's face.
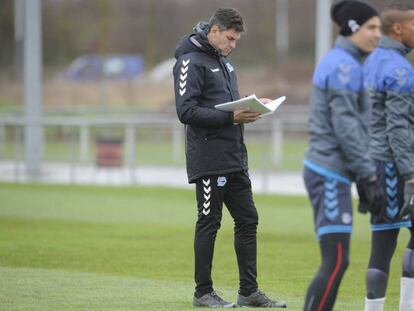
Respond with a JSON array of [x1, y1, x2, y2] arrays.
[[399, 10, 414, 48], [349, 16, 382, 52], [207, 25, 241, 56]]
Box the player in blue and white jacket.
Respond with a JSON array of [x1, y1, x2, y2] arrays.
[[363, 4, 414, 311], [302, 1, 385, 311]]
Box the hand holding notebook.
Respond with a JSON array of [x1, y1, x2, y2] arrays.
[[215, 95, 286, 116]]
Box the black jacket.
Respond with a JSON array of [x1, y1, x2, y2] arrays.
[[173, 23, 248, 183]]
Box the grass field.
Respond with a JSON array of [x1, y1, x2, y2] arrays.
[[0, 183, 410, 310]]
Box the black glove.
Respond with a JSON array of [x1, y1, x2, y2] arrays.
[[356, 176, 386, 216], [399, 183, 414, 218]]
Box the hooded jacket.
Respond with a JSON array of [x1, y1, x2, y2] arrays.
[[364, 36, 414, 181], [304, 36, 376, 183], [173, 23, 248, 183]]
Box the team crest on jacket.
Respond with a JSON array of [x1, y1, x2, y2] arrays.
[[226, 62, 234, 73], [179, 59, 190, 96]]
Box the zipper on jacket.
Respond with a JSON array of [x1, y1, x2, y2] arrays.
[[218, 57, 235, 101], [218, 56, 246, 168]]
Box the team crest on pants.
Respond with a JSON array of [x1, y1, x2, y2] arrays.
[[217, 176, 227, 187]]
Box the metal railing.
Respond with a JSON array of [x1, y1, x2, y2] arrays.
[[0, 111, 308, 184]]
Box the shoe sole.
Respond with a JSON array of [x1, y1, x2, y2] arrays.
[[193, 302, 237, 308], [237, 302, 287, 308]]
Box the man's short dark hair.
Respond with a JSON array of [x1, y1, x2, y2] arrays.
[[208, 8, 245, 33], [381, 3, 414, 35]]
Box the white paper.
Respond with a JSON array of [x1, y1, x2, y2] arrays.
[[215, 95, 286, 116]]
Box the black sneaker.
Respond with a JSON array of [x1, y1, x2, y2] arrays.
[[193, 291, 237, 308], [237, 290, 287, 308]]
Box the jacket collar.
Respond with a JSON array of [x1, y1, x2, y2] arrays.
[[335, 36, 367, 63], [190, 22, 221, 58], [380, 35, 412, 56], [189, 35, 220, 58]]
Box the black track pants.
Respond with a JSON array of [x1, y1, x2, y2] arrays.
[[194, 171, 258, 297]]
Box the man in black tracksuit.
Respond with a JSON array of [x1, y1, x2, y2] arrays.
[[173, 8, 286, 309]]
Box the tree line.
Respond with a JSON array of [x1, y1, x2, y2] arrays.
[[0, 0, 399, 75]]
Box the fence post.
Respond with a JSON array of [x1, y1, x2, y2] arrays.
[[260, 124, 270, 194], [271, 118, 283, 168], [0, 124, 5, 159], [125, 124, 136, 183], [14, 126, 22, 182], [79, 124, 89, 163], [172, 123, 183, 163], [69, 126, 77, 184]]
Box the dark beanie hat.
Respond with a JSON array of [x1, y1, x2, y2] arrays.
[[331, 1, 378, 36]]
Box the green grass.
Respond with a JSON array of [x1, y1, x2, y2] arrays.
[[0, 183, 410, 310]]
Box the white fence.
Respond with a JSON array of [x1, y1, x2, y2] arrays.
[[0, 110, 308, 185]]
